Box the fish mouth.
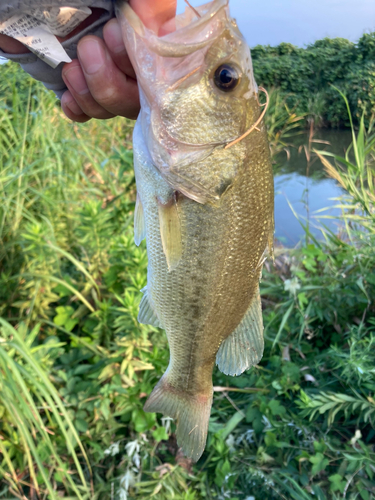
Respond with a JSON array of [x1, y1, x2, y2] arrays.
[[116, 0, 229, 57]]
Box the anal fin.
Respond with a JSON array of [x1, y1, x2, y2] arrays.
[[158, 194, 182, 271], [216, 287, 264, 376], [138, 287, 162, 328], [134, 193, 146, 246]]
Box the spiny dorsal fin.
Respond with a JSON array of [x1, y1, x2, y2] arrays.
[[158, 194, 182, 271], [134, 193, 146, 246], [216, 287, 264, 376], [138, 287, 162, 328]]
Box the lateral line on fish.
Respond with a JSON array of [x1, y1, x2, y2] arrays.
[[168, 65, 202, 91], [184, 0, 202, 18], [225, 86, 269, 149]]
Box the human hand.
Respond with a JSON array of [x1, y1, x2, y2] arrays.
[[0, 0, 177, 122]]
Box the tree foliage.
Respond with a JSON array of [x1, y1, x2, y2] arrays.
[[252, 33, 375, 127]]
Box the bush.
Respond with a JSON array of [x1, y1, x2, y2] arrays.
[[252, 33, 375, 127]]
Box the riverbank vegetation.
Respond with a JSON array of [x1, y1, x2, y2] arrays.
[[0, 62, 374, 499], [252, 32, 375, 128]]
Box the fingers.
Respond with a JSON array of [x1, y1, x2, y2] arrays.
[[103, 18, 136, 79], [61, 90, 91, 123], [130, 0, 177, 35], [62, 57, 116, 120], [62, 32, 140, 120], [60, 0, 178, 122]]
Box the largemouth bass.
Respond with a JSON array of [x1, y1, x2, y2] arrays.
[[116, 0, 274, 461]]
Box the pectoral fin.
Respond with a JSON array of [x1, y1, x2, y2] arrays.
[[158, 195, 182, 271], [216, 287, 264, 376], [134, 194, 146, 246], [138, 286, 162, 328]]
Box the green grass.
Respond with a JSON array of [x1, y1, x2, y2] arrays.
[[0, 62, 374, 500]]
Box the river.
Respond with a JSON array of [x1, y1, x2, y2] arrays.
[[274, 129, 352, 247]]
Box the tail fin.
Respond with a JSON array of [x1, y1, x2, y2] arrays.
[[144, 375, 212, 462]]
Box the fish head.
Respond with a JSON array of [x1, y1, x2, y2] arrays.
[[117, 0, 263, 205]]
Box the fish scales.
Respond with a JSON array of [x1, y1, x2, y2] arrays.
[[117, 0, 274, 461]]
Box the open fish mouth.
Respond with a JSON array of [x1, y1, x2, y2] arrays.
[[116, 0, 229, 57]]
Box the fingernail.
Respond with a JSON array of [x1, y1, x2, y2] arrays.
[[107, 20, 126, 54], [78, 39, 105, 75], [63, 65, 89, 95], [64, 95, 85, 116]]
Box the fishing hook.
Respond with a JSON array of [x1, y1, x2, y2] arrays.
[[184, 0, 202, 18], [225, 86, 269, 149]]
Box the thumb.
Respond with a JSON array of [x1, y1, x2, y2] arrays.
[[129, 0, 177, 35]]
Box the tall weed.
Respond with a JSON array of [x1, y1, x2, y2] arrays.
[[316, 88, 375, 233], [0, 320, 91, 500]]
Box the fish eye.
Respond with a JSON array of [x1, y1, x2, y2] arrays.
[[213, 64, 240, 92]]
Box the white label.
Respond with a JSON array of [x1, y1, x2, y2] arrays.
[[0, 7, 92, 69], [30, 7, 92, 37]]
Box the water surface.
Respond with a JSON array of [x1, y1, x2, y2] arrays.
[[274, 130, 352, 247]]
